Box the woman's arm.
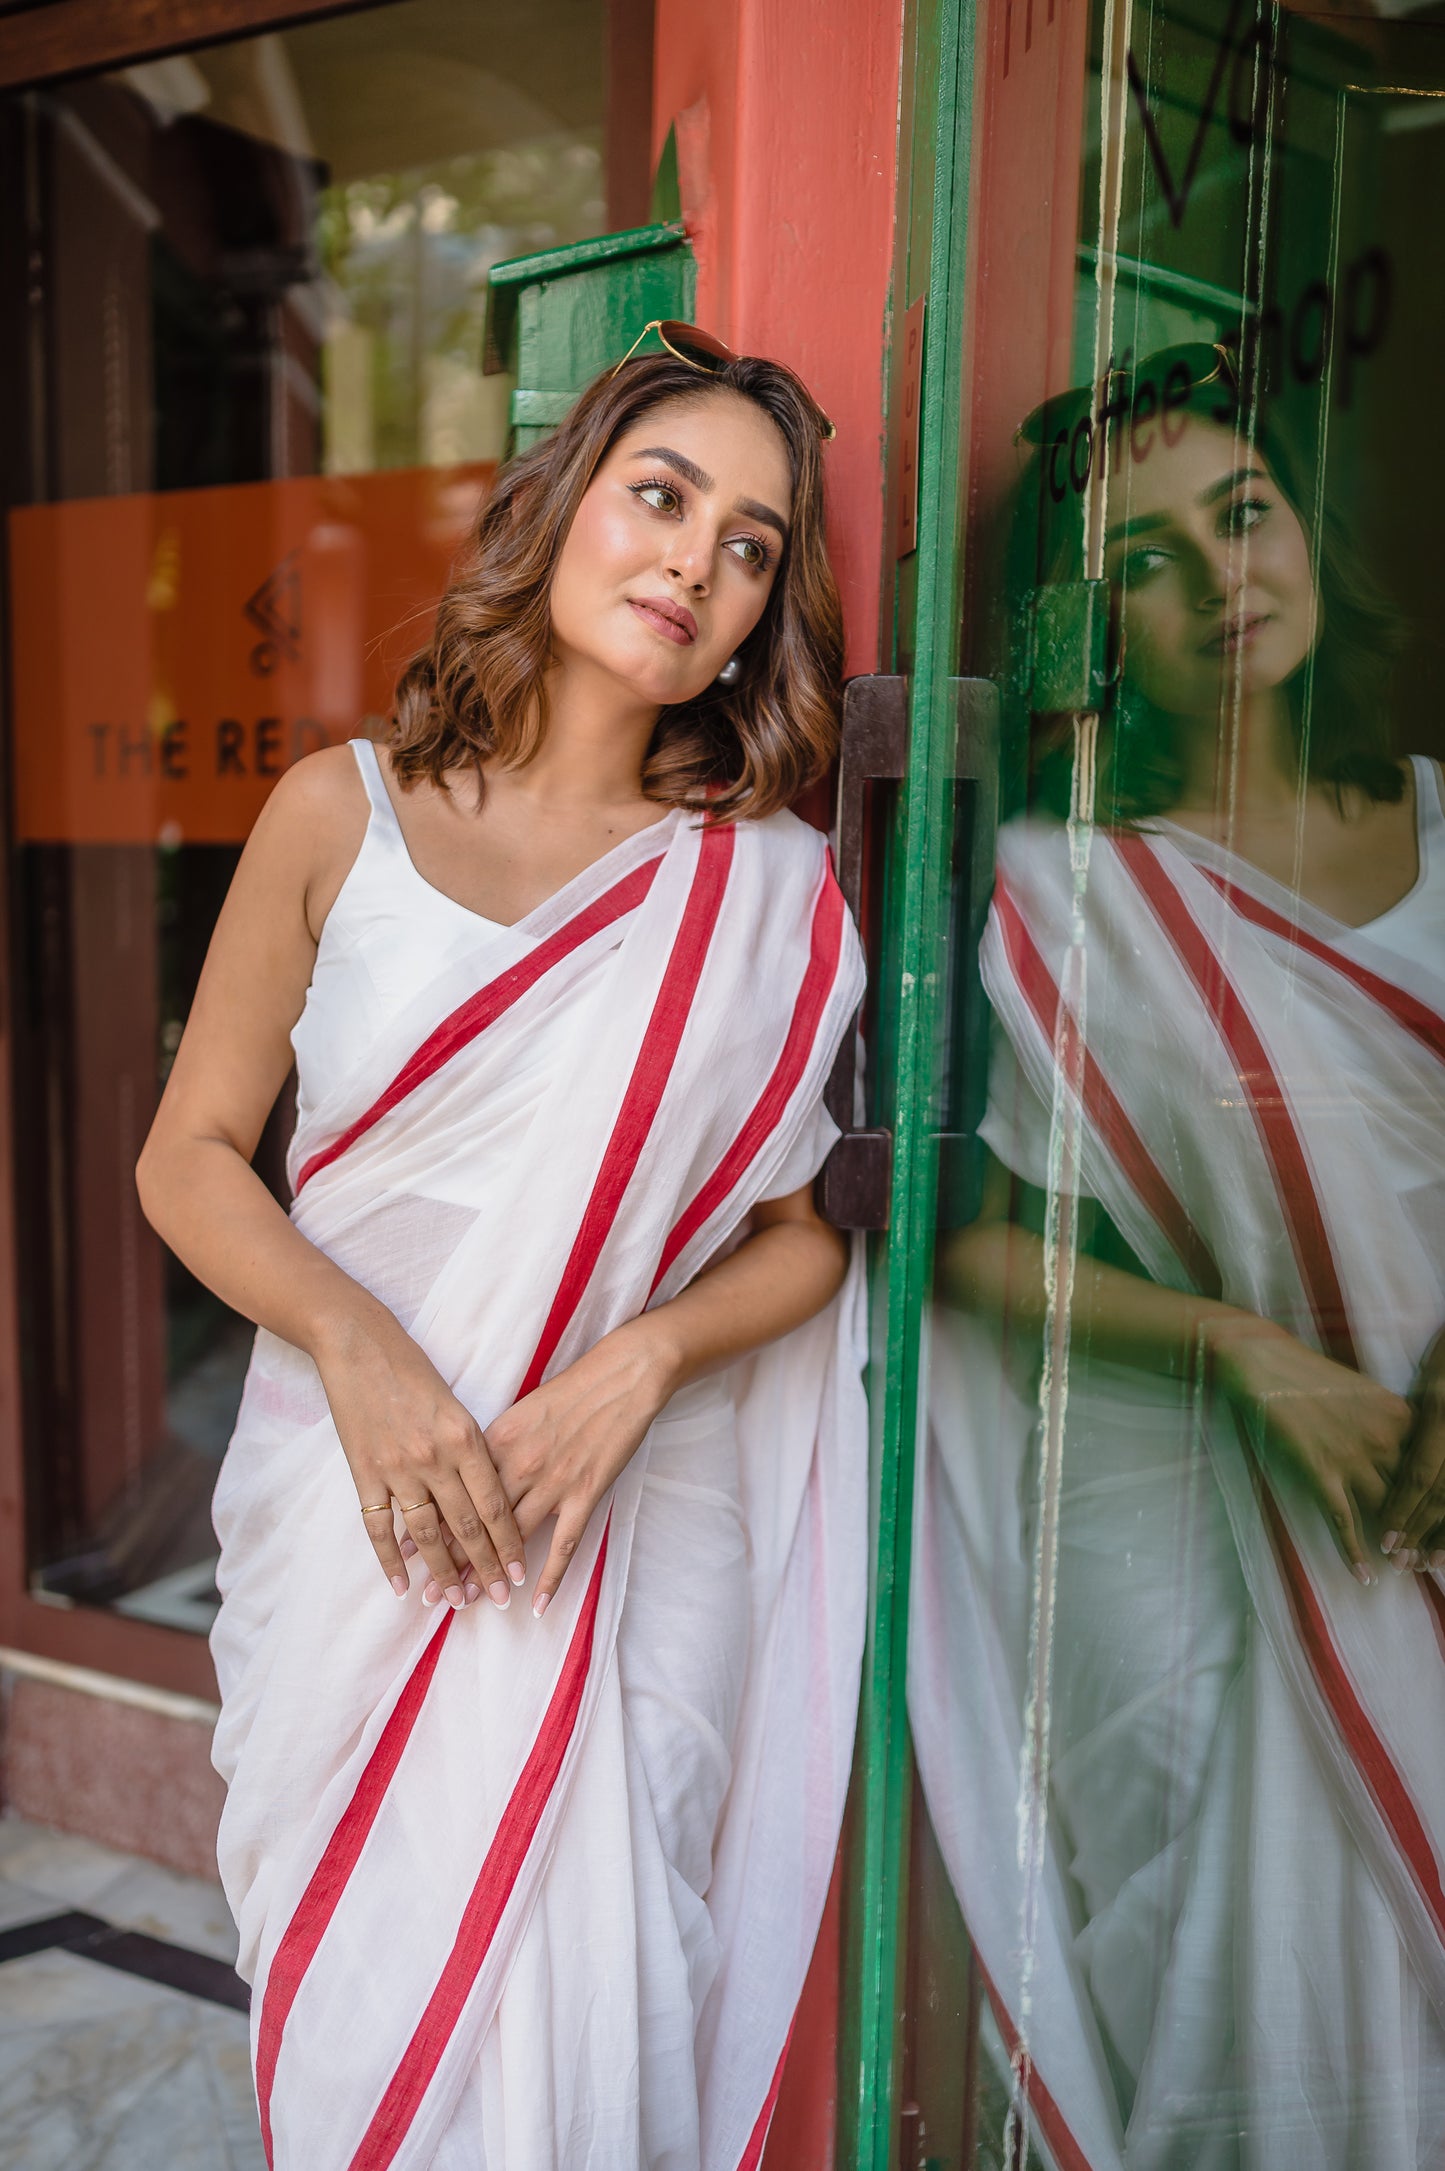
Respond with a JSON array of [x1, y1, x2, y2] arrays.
[[944, 1158, 1238, 1383], [136, 750, 526, 1612], [475, 1189, 849, 1617], [944, 1154, 1410, 1583]]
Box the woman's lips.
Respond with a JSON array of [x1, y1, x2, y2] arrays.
[[1203, 614, 1271, 655], [628, 597, 697, 646]]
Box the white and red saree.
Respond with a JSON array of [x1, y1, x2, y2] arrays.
[[210, 803, 866, 2171], [912, 814, 1445, 2168]]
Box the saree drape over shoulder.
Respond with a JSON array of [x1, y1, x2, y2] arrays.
[[912, 814, 1445, 2169], [210, 787, 867, 2171]]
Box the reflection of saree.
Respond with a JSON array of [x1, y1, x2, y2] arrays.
[[210, 779, 866, 2171], [913, 795, 1445, 2168]]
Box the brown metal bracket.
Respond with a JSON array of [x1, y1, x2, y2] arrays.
[[818, 675, 908, 1231], [818, 674, 1000, 1232]]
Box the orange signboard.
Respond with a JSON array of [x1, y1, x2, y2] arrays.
[[8, 462, 494, 844]]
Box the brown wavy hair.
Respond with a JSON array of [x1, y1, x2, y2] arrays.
[[389, 351, 842, 822]]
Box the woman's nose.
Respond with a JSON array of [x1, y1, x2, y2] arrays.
[[1194, 538, 1246, 611], [666, 536, 714, 592]]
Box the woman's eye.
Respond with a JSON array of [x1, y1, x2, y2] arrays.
[[1223, 496, 1269, 536], [633, 481, 682, 515], [726, 534, 772, 572], [1118, 544, 1171, 582]]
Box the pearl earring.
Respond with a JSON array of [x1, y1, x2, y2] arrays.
[[716, 654, 743, 688]]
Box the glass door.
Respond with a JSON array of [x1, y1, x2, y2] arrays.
[[900, 0, 1445, 2164]]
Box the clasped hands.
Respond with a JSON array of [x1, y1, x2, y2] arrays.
[[321, 1306, 679, 1621], [1211, 1315, 1445, 1583]]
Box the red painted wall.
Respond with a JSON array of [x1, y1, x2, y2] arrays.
[[652, 12, 904, 2159], [652, 0, 904, 679]]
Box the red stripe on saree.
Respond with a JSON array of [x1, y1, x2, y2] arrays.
[[1197, 865, 1445, 1069], [650, 863, 847, 1299], [974, 1957, 1099, 2171], [1113, 836, 1358, 1369], [993, 876, 1221, 1296], [346, 1521, 612, 2171], [255, 1614, 455, 2166], [736, 2030, 792, 2171], [518, 819, 737, 1396], [294, 854, 665, 1195], [1252, 1453, 1445, 1943], [260, 826, 733, 2160]]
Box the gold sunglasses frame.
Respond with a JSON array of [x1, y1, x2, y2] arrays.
[[611, 319, 837, 442], [1014, 340, 1241, 450]]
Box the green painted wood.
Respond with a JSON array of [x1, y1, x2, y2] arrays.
[[483, 221, 695, 448], [839, 0, 977, 2162], [650, 126, 682, 224]]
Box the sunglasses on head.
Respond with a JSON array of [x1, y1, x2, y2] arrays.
[[1015, 341, 1242, 449], [611, 319, 837, 442]]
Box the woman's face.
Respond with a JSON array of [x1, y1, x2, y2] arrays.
[[549, 389, 793, 707], [1103, 416, 1318, 717]]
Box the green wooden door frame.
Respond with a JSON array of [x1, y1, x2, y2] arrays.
[[840, 0, 978, 2161]]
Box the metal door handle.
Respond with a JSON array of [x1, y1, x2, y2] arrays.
[[818, 674, 1000, 1232], [818, 676, 908, 1230]]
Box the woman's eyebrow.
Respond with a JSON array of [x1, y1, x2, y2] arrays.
[[1199, 465, 1268, 507], [1105, 509, 1167, 544], [1105, 465, 1271, 545], [635, 445, 714, 491], [633, 445, 789, 539], [736, 495, 789, 537]]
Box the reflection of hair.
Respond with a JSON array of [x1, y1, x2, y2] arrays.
[[1012, 390, 1405, 822], [390, 353, 842, 823]]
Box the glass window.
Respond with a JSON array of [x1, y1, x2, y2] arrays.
[[907, 0, 1445, 2161], [3, 0, 612, 1635]]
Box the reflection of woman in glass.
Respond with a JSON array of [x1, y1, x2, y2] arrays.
[[915, 361, 1445, 2167], [137, 344, 865, 2168]]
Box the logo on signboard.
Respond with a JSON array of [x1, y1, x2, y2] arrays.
[[244, 552, 302, 675]]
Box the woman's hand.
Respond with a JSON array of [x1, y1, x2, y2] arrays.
[[441, 1320, 678, 1619], [1208, 1315, 1412, 1583], [1379, 1327, 1445, 1572], [415, 1186, 845, 1617], [316, 1302, 526, 1610]]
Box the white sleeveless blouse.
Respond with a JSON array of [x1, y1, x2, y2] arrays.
[[981, 755, 1445, 1201], [1334, 753, 1445, 976], [290, 738, 837, 1199]]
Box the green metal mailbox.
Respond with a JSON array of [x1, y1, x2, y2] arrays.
[[484, 222, 697, 451]]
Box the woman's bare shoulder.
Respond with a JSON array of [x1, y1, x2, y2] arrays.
[[254, 741, 368, 833], [239, 741, 371, 937]]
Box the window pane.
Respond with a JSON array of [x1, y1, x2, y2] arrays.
[[3, 0, 610, 1635], [908, 1, 1445, 2161]]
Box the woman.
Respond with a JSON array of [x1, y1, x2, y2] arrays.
[[911, 362, 1445, 2167], [137, 338, 867, 2171]]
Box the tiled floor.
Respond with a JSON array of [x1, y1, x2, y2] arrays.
[[0, 1817, 261, 2171]]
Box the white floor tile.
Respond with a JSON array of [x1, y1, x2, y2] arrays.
[[83, 1860, 239, 1965], [0, 1822, 264, 2169], [0, 1874, 75, 1932], [0, 1953, 260, 2171], [0, 1821, 138, 1911], [0, 1818, 237, 1959]]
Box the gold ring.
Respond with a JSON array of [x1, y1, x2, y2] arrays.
[[398, 1498, 435, 1515], [358, 1501, 391, 1516]]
